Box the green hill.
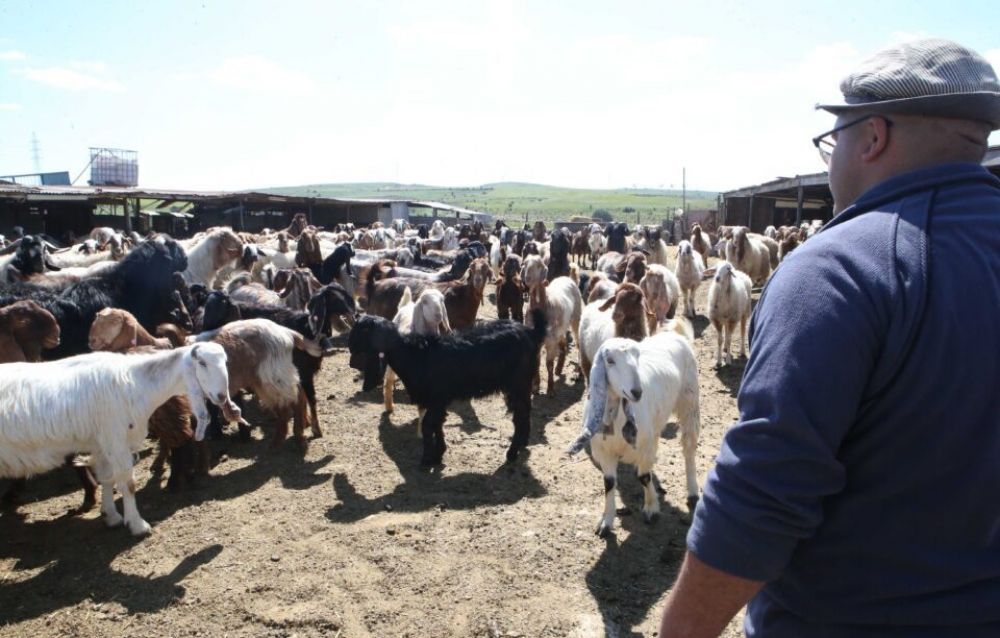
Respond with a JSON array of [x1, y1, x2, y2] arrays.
[[266, 181, 717, 225]]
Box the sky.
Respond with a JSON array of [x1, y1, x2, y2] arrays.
[[0, 0, 998, 192]]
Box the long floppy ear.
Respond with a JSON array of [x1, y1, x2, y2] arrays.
[[598, 294, 616, 312], [567, 347, 611, 455], [438, 300, 452, 334], [190, 344, 202, 363]]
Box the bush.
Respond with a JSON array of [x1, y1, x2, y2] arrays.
[[593, 209, 613, 222]]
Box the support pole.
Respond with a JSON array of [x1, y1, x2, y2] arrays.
[[123, 197, 132, 233], [238, 200, 245, 232], [795, 181, 804, 226]]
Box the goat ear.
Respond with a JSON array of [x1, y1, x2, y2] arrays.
[[598, 296, 616, 312], [190, 344, 201, 362]]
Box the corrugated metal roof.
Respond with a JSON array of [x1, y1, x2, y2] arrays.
[[0, 183, 491, 218]]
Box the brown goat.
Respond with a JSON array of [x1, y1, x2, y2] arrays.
[[366, 259, 493, 331], [616, 251, 648, 284], [284, 213, 309, 238], [278, 268, 323, 311], [0, 300, 60, 363], [690, 223, 711, 263], [89, 307, 172, 351], [599, 283, 655, 340], [295, 229, 323, 270]]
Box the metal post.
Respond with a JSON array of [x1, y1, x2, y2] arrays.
[[123, 198, 132, 233], [747, 195, 755, 229], [795, 180, 804, 226], [238, 200, 245, 231]]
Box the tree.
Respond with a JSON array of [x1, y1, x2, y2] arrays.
[[593, 209, 613, 222]]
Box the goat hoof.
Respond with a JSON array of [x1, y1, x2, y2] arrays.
[[128, 519, 152, 536], [595, 523, 613, 538], [643, 511, 659, 525], [686, 495, 700, 512], [104, 512, 124, 528]]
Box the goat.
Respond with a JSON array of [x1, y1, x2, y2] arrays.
[[690, 223, 711, 264], [0, 237, 191, 358], [546, 228, 572, 281], [383, 287, 451, 412], [675, 240, 705, 318], [726, 227, 772, 286], [88, 311, 207, 491], [588, 228, 604, 270], [708, 261, 753, 367], [605, 222, 629, 254], [567, 330, 700, 536], [202, 284, 356, 436], [778, 231, 800, 261], [0, 235, 60, 283], [639, 263, 680, 324], [192, 319, 319, 447], [495, 254, 525, 323], [0, 300, 61, 362], [182, 227, 245, 287], [348, 310, 546, 466], [570, 227, 590, 266], [526, 277, 582, 394], [638, 227, 670, 267], [228, 272, 283, 306], [587, 273, 617, 303], [278, 268, 323, 311], [0, 343, 241, 535], [614, 251, 647, 284], [578, 283, 654, 383]]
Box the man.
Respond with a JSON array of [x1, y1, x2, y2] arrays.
[[658, 39, 1000, 637]]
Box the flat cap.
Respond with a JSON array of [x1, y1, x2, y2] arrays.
[[817, 38, 1000, 129]]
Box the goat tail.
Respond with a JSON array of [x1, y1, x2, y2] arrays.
[[527, 308, 547, 345]]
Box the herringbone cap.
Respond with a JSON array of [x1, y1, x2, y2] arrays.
[[817, 38, 1000, 129]]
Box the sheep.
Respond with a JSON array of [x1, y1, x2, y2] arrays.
[[639, 263, 680, 325], [0, 343, 241, 535], [578, 282, 654, 383], [383, 287, 451, 412], [193, 318, 319, 446], [182, 227, 245, 287], [690, 223, 712, 264], [750, 232, 781, 269], [0, 300, 61, 363], [348, 309, 546, 466], [675, 240, 705, 318], [526, 276, 582, 394], [566, 329, 700, 536], [708, 261, 753, 367], [725, 227, 772, 286], [88, 311, 207, 491]]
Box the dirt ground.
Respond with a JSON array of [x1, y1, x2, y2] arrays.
[[0, 247, 751, 638]]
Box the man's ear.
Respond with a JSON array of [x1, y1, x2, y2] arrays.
[[860, 116, 892, 163]]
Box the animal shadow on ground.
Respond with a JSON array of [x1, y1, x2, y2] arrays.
[[0, 513, 222, 625], [585, 469, 691, 638], [690, 313, 711, 339], [714, 359, 746, 398], [529, 362, 587, 444], [326, 413, 546, 524]]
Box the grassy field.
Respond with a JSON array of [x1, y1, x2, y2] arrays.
[[267, 181, 717, 225]]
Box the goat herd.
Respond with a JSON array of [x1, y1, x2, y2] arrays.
[[0, 214, 822, 541]]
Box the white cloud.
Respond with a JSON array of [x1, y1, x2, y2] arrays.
[[0, 50, 26, 61], [188, 55, 317, 95], [16, 64, 124, 91], [0, 103, 22, 110]]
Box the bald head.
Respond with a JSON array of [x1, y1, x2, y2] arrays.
[[828, 114, 992, 213]]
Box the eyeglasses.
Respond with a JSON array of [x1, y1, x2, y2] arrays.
[[812, 115, 893, 166]]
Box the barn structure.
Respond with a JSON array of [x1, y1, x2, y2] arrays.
[[720, 144, 1000, 232], [0, 181, 490, 243]]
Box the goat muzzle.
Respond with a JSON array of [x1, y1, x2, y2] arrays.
[[220, 399, 242, 423]]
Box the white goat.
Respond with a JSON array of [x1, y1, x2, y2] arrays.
[[183, 227, 245, 287], [567, 331, 700, 537], [0, 343, 241, 535], [725, 227, 771, 286], [674, 240, 705, 318], [384, 287, 452, 412], [520, 254, 547, 289], [588, 229, 605, 268], [708, 261, 752, 367], [526, 276, 582, 394]]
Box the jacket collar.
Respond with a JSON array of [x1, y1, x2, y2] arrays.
[[824, 162, 1000, 232]]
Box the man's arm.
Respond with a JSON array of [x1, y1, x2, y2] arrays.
[[658, 552, 763, 638]]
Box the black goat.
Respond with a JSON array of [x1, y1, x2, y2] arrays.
[[347, 309, 546, 467], [202, 284, 356, 434], [546, 228, 571, 281], [1, 235, 60, 282], [0, 237, 190, 358], [319, 242, 355, 285], [605, 222, 629, 254]]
